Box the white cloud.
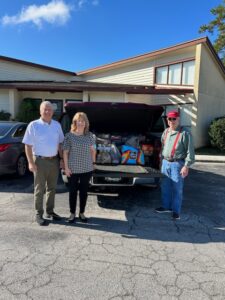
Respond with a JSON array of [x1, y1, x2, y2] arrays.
[[77, 0, 99, 9], [1, 0, 72, 28]]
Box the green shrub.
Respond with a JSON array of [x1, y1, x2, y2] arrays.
[[208, 117, 225, 151], [16, 98, 41, 123], [0, 110, 11, 120]]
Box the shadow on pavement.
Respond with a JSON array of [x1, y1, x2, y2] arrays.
[[1, 167, 225, 244], [0, 171, 67, 193], [51, 168, 225, 244]]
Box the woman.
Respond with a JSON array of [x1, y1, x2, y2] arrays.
[[63, 112, 96, 223]]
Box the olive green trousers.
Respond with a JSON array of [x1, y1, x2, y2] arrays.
[[33, 156, 59, 216]]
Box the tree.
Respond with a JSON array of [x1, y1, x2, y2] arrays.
[[199, 0, 225, 65]]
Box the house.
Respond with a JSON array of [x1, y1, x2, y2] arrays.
[[0, 37, 224, 148]]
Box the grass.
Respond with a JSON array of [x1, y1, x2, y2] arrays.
[[195, 146, 225, 156]]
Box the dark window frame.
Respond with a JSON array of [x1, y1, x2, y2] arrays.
[[154, 58, 195, 86]]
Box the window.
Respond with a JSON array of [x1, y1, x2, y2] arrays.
[[168, 63, 182, 84], [13, 125, 27, 138], [156, 66, 167, 84], [182, 60, 195, 85], [155, 60, 195, 86]]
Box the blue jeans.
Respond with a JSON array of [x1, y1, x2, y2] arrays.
[[161, 159, 185, 214]]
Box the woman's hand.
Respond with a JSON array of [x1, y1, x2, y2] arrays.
[[65, 167, 72, 177]]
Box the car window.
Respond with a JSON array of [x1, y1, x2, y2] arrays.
[[13, 125, 27, 137], [0, 123, 13, 137]]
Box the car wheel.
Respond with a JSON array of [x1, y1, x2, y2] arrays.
[[16, 155, 27, 177]]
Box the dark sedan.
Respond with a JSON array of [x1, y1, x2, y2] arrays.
[[0, 121, 28, 177]]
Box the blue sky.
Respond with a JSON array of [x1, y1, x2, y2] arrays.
[[0, 0, 222, 72]]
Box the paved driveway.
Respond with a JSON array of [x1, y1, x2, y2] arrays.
[[0, 163, 225, 300]]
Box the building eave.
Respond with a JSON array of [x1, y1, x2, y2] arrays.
[[0, 81, 193, 95]]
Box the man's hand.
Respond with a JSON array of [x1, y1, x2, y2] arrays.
[[28, 162, 37, 173], [180, 166, 189, 178]]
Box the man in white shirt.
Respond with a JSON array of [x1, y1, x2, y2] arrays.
[[23, 101, 64, 225]]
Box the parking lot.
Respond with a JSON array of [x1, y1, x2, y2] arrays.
[[0, 162, 225, 300]]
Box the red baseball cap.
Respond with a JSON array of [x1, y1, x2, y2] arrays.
[[167, 110, 180, 118]]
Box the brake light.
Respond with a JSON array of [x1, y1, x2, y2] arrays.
[[0, 144, 11, 152]]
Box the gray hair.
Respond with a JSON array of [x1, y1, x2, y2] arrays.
[[40, 101, 54, 111]]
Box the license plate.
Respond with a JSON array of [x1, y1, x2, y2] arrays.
[[105, 177, 122, 182]]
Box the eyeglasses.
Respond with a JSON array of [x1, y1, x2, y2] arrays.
[[168, 117, 177, 121]]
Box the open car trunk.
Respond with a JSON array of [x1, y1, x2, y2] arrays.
[[61, 102, 164, 186]]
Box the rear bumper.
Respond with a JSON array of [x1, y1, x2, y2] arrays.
[[90, 164, 163, 187], [61, 164, 163, 187]]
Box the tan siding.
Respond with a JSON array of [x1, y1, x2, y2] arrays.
[[0, 60, 76, 81], [82, 47, 196, 86], [89, 92, 125, 103], [194, 44, 225, 147], [81, 62, 154, 85]]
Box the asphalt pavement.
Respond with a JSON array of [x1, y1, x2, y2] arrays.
[[0, 161, 225, 299]]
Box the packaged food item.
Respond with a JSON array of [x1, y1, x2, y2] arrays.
[[121, 145, 144, 165]]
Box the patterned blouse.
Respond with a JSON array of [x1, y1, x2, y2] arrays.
[[63, 132, 95, 174]]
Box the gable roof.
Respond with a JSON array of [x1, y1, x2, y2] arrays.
[[77, 37, 225, 76], [0, 55, 76, 76]]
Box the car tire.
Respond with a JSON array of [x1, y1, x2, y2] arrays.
[[16, 155, 28, 177]]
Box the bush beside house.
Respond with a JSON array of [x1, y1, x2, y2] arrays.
[[208, 117, 225, 151], [0, 110, 11, 120]]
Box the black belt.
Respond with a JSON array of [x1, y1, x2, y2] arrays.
[[164, 158, 184, 162], [35, 155, 58, 160]]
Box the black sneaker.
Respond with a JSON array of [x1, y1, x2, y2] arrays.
[[172, 212, 180, 220], [155, 207, 172, 213], [46, 212, 62, 221], [36, 215, 46, 226]]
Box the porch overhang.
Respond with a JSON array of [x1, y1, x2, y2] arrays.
[[0, 81, 194, 95]]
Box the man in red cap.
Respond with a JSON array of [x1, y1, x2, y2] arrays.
[[155, 110, 195, 220]]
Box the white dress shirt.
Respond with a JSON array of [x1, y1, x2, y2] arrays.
[[23, 118, 64, 156]]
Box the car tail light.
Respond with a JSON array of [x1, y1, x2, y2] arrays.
[[0, 144, 11, 152]]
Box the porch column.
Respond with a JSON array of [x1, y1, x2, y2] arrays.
[[9, 89, 19, 119], [83, 91, 89, 102]]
